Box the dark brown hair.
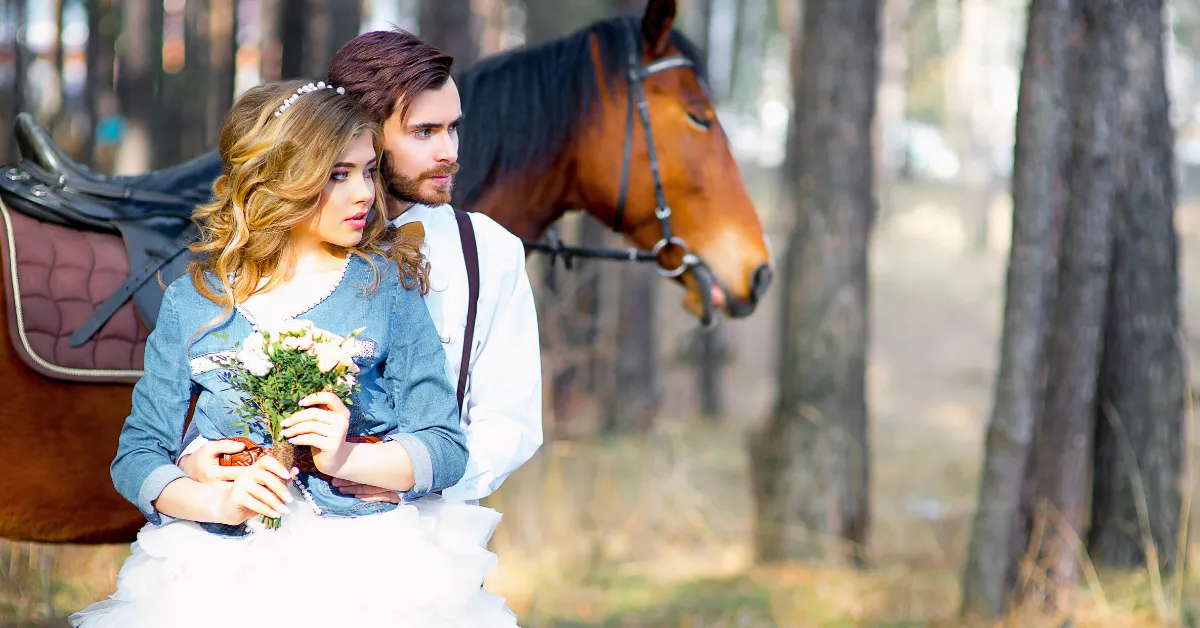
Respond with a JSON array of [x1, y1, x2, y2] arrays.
[[326, 29, 453, 125]]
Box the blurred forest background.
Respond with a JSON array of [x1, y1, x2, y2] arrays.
[[5, 0, 1200, 626]]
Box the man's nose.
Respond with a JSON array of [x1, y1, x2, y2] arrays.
[[434, 134, 458, 163]]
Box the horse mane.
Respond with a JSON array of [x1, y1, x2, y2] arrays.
[[452, 15, 707, 211]]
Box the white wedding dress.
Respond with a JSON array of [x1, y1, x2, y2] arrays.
[[69, 484, 519, 627]]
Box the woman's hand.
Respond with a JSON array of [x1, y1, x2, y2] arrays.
[[281, 392, 351, 475], [214, 455, 296, 525]]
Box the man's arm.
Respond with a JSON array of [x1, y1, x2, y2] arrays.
[[439, 222, 543, 502]]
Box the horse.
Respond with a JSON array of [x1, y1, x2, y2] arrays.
[[0, 0, 772, 544]]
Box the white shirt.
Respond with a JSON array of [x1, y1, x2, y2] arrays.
[[389, 204, 543, 502], [180, 204, 543, 503]]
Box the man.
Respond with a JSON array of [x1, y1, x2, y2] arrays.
[[178, 30, 543, 506]]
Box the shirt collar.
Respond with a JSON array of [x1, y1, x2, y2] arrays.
[[387, 203, 444, 229]]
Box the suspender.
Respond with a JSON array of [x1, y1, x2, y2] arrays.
[[453, 209, 480, 417]]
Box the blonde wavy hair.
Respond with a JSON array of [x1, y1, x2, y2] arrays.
[[188, 79, 430, 320]]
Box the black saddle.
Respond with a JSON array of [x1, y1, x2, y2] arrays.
[[0, 113, 223, 347]]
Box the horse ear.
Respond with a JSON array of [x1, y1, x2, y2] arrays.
[[641, 0, 677, 57]]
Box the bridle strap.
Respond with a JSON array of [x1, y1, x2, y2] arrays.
[[613, 64, 637, 234], [525, 21, 701, 278]]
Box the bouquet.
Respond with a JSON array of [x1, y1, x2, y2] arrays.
[[215, 319, 364, 529]]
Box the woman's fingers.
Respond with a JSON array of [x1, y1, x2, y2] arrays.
[[240, 479, 290, 516], [232, 484, 284, 519], [244, 466, 292, 504], [281, 408, 334, 430], [299, 391, 343, 408], [207, 465, 252, 482], [281, 418, 338, 440], [254, 453, 297, 482], [283, 434, 333, 451]]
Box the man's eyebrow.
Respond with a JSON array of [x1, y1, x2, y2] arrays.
[[407, 115, 466, 131]]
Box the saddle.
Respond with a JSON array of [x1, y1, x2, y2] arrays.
[[0, 113, 221, 383]]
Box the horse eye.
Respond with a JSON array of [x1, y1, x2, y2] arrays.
[[686, 111, 711, 131]]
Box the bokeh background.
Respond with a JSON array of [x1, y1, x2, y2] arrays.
[[3, 0, 1200, 625]]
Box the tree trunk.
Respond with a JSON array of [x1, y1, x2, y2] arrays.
[[278, 0, 308, 80], [115, 0, 163, 171], [8, 0, 28, 163], [419, 0, 480, 72], [329, 0, 361, 59], [84, 0, 117, 166], [606, 263, 661, 433], [206, 0, 237, 149], [958, 0, 1077, 617], [1030, 0, 1125, 608], [751, 0, 880, 566], [1089, 0, 1185, 572], [692, 0, 724, 421]]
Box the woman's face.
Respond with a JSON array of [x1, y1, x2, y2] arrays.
[[298, 133, 378, 249]]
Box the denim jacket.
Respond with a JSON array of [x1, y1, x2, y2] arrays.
[[110, 254, 468, 537]]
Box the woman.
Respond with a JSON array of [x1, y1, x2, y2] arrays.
[[70, 79, 517, 627]]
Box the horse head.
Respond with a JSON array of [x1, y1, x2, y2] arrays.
[[456, 0, 773, 325], [576, 0, 773, 323]]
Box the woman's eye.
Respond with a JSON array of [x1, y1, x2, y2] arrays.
[[331, 171, 349, 181]]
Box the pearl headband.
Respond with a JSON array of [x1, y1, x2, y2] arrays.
[[274, 81, 347, 117]]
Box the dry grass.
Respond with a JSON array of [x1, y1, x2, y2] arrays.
[[5, 424, 1195, 627]]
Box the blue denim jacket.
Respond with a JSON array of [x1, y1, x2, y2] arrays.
[[109, 254, 467, 536]]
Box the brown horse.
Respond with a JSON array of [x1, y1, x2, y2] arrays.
[[0, 0, 771, 544]]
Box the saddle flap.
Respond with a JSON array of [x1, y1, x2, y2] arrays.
[[113, 217, 198, 333], [0, 201, 149, 384]]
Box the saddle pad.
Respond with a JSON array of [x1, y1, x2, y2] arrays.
[[0, 201, 148, 383]]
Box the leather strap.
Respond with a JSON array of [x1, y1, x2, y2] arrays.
[[453, 209, 480, 417], [68, 222, 197, 347]]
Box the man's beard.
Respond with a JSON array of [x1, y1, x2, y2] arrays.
[[384, 159, 461, 207]]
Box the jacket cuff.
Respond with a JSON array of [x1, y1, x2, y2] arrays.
[[138, 464, 188, 525], [384, 432, 433, 500]]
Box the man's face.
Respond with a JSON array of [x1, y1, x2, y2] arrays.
[[381, 79, 463, 206]]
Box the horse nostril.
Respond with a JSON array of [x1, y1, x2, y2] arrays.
[[750, 264, 773, 302]]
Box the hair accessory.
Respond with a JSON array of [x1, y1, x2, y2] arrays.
[[274, 81, 348, 117]]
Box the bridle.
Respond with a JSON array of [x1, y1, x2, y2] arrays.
[[522, 22, 702, 281]]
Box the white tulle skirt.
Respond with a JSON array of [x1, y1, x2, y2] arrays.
[[69, 485, 518, 627]]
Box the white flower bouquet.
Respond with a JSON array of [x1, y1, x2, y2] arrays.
[[215, 319, 363, 529]]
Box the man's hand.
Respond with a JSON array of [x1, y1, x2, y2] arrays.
[[331, 477, 402, 503], [179, 439, 257, 483]]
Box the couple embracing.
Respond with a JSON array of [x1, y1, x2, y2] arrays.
[[71, 29, 541, 627]]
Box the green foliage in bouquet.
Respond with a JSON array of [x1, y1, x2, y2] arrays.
[[214, 319, 364, 529]]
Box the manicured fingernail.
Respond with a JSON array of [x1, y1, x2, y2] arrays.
[[283, 493, 293, 503], [292, 467, 300, 477], [278, 504, 291, 514]]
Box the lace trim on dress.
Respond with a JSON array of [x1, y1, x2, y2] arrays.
[[235, 256, 352, 331]]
